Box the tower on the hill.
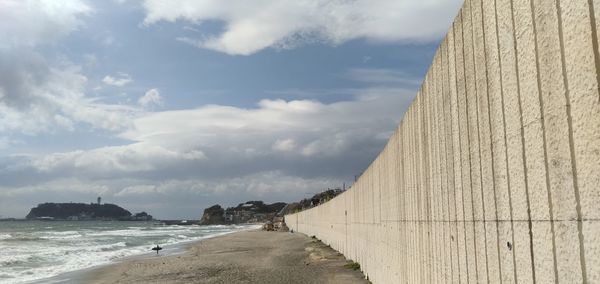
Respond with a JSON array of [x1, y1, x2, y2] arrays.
[[97, 197, 101, 205]]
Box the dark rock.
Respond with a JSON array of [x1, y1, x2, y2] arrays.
[[200, 205, 225, 225]]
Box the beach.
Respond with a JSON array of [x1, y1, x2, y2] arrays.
[[83, 230, 367, 284]]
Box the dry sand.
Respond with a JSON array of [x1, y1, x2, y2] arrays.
[[84, 230, 368, 284]]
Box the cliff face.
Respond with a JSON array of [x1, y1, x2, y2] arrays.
[[26, 203, 132, 220], [199, 205, 225, 225], [226, 201, 286, 214], [200, 201, 288, 225]]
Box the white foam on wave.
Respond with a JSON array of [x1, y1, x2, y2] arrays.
[[0, 224, 257, 284]]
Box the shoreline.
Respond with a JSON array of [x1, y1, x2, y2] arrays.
[[30, 225, 261, 284], [78, 230, 367, 283]]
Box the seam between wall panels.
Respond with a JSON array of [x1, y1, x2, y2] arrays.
[[587, 0, 600, 101]]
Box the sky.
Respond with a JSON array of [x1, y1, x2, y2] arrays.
[[0, 0, 462, 219]]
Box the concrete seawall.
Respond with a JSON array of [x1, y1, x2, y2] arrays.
[[286, 0, 600, 282]]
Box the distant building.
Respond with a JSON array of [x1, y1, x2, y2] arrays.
[[97, 197, 101, 205]]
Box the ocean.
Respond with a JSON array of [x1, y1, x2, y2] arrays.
[[0, 221, 259, 283]]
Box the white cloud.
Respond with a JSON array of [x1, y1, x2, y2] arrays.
[[0, 0, 91, 48], [31, 143, 205, 175], [102, 72, 133, 87], [116, 89, 411, 168], [0, 53, 136, 134], [5, 88, 411, 182], [143, 0, 462, 55], [138, 88, 163, 107], [0, 0, 139, 135], [273, 138, 296, 152]]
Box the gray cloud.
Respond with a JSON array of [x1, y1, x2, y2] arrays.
[[0, 88, 415, 218], [143, 0, 462, 55]]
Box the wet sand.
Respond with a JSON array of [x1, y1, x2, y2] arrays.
[[83, 230, 367, 284]]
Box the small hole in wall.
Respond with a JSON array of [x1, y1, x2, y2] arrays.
[[451, 236, 454, 241], [507, 242, 512, 251]]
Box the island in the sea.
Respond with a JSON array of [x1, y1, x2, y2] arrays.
[[26, 198, 152, 221]]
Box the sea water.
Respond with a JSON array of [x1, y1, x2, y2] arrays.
[[0, 221, 258, 283]]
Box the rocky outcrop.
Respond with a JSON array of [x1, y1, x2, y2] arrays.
[[200, 201, 288, 225], [199, 205, 225, 225]]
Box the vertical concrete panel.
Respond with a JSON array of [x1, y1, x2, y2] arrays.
[[432, 53, 447, 283], [438, 39, 455, 283], [496, 0, 535, 282], [410, 107, 417, 283], [559, 0, 600, 282], [411, 106, 419, 283], [512, 0, 557, 282], [398, 123, 406, 283], [482, 0, 517, 282], [470, 1, 503, 282], [436, 41, 452, 283], [406, 108, 414, 283], [462, 2, 489, 282], [415, 96, 425, 283], [429, 72, 440, 284], [443, 36, 462, 284], [433, 68, 444, 283], [423, 76, 436, 283], [448, 23, 470, 283], [531, 0, 584, 282], [391, 131, 401, 283], [403, 110, 410, 283], [413, 98, 421, 283], [455, 12, 480, 283], [404, 122, 411, 283]]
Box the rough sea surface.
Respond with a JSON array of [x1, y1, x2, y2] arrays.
[[0, 221, 258, 283]]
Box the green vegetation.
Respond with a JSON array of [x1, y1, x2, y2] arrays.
[[343, 261, 361, 271]]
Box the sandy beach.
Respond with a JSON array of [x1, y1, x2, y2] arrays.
[[83, 230, 367, 284]]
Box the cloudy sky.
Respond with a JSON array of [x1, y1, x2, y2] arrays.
[[0, 0, 462, 219]]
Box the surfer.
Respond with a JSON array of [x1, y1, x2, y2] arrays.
[[152, 245, 162, 255]]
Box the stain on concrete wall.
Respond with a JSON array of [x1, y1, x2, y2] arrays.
[[286, 0, 600, 282]]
